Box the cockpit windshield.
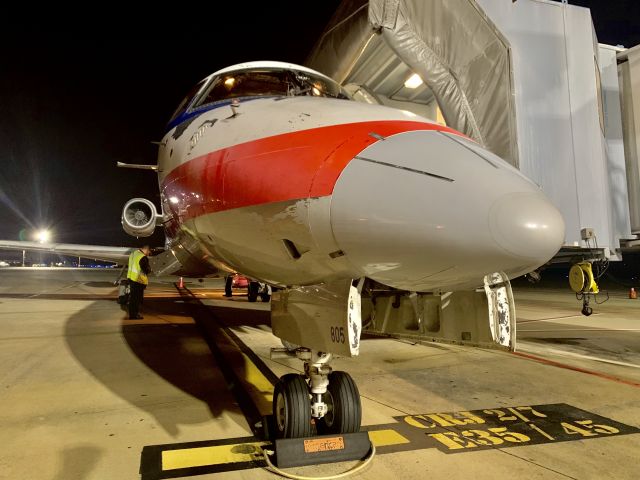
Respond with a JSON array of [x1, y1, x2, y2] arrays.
[[167, 79, 206, 125], [192, 68, 351, 111]]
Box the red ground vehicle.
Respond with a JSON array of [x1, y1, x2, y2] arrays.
[[231, 275, 249, 288], [225, 274, 270, 302]]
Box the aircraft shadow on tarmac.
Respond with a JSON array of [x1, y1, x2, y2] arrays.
[[51, 445, 102, 480], [63, 294, 271, 438]]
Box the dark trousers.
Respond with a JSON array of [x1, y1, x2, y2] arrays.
[[224, 275, 233, 297], [128, 281, 145, 318]]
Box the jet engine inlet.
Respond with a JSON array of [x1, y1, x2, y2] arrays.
[[121, 198, 159, 237]]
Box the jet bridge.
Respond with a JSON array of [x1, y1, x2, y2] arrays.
[[307, 0, 638, 261], [619, 44, 640, 243]]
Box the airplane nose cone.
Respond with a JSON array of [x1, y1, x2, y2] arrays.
[[328, 128, 566, 290], [488, 192, 565, 262]]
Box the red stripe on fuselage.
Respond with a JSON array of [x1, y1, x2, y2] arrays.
[[162, 120, 459, 221]]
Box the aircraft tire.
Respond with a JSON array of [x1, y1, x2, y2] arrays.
[[317, 371, 361, 434], [273, 374, 312, 438], [248, 281, 259, 302]]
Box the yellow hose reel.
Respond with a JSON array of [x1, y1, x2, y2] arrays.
[[569, 262, 599, 294]]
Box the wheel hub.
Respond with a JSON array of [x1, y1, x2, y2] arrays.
[[323, 390, 335, 427]]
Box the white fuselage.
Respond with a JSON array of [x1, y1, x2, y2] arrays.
[[156, 62, 565, 291]]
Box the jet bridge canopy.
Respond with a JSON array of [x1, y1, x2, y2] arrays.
[[306, 0, 518, 167], [308, 0, 638, 260]]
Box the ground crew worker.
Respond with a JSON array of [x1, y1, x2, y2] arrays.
[[127, 245, 151, 319]]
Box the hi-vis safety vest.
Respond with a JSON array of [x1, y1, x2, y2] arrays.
[[127, 250, 148, 285]]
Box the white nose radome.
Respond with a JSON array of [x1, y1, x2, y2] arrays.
[[489, 192, 565, 263], [329, 129, 565, 291]]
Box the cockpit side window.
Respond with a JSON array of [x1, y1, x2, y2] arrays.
[[168, 79, 207, 124], [193, 68, 352, 110]]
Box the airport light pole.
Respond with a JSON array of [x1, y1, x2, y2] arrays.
[[22, 249, 25, 267]]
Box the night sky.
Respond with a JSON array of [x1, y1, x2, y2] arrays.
[[0, 6, 342, 249], [0, 2, 637, 250]]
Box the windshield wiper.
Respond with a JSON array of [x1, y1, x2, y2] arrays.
[[288, 71, 341, 99]]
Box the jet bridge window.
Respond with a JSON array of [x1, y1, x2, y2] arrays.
[[193, 69, 351, 110]]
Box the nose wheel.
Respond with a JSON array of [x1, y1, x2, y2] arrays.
[[273, 374, 312, 438], [272, 350, 362, 439], [317, 371, 361, 435]]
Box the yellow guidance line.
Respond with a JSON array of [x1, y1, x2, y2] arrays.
[[161, 430, 410, 472], [368, 429, 411, 448], [210, 326, 274, 416], [162, 442, 269, 471]]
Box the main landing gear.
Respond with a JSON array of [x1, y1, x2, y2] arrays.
[[272, 348, 361, 439], [248, 281, 271, 303], [224, 276, 233, 298]]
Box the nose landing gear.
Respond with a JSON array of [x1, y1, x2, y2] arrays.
[[271, 348, 361, 439], [248, 281, 271, 302]]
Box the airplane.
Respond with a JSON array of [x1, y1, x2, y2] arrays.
[[0, 61, 565, 439]]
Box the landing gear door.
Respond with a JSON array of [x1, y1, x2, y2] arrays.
[[364, 273, 516, 352], [271, 279, 362, 357], [347, 282, 362, 356], [483, 272, 517, 351]]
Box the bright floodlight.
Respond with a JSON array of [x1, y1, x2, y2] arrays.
[[404, 73, 424, 89], [36, 229, 50, 244]]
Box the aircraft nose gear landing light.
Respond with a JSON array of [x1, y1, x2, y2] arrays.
[[569, 262, 601, 316]]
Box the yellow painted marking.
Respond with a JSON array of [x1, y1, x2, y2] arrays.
[[507, 407, 531, 422], [243, 355, 274, 406], [561, 421, 598, 437], [423, 412, 484, 427], [213, 328, 274, 416], [404, 414, 435, 429], [368, 429, 411, 447], [161, 442, 268, 471], [429, 432, 476, 450], [528, 422, 555, 441]]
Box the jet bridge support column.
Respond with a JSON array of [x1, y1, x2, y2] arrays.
[[366, 272, 516, 351]]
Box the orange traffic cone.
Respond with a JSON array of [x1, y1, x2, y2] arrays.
[[178, 277, 184, 289], [630, 287, 637, 300]]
